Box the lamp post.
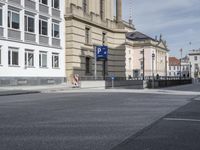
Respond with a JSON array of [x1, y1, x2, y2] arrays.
[[152, 53, 155, 88], [140, 49, 145, 80], [180, 48, 183, 80]]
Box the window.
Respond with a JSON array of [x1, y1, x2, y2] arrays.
[[0, 8, 2, 26], [169, 66, 171, 70], [52, 53, 59, 68], [39, 52, 47, 68], [194, 56, 198, 61], [129, 58, 131, 70], [39, 19, 48, 36], [8, 10, 20, 29], [25, 15, 35, 33], [174, 66, 176, 70], [39, 0, 48, 5], [169, 72, 171, 76], [195, 64, 199, 70], [85, 57, 91, 74], [52, 0, 59, 9], [140, 61, 143, 70], [8, 48, 19, 66], [52, 23, 59, 38], [0, 46, 1, 65], [85, 27, 90, 44], [100, 0, 105, 19], [102, 32, 107, 45], [25, 50, 34, 67], [83, 0, 88, 13]]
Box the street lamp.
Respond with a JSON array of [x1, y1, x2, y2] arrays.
[[180, 48, 183, 80], [152, 53, 155, 88], [140, 49, 145, 80]]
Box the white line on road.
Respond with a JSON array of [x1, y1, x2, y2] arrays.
[[164, 118, 200, 122]]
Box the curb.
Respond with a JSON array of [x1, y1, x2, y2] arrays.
[[0, 91, 40, 96]]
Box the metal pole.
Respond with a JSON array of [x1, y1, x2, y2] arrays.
[[143, 49, 145, 80], [152, 53, 155, 88], [103, 60, 106, 80], [180, 48, 183, 80], [94, 46, 97, 80]]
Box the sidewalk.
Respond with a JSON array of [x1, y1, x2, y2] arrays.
[[0, 84, 70, 96]]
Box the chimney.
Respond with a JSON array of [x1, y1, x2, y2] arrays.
[[116, 0, 122, 23]]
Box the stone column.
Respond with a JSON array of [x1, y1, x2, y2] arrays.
[[116, 0, 122, 23]]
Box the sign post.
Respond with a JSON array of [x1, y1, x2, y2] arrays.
[[111, 76, 115, 88], [95, 46, 108, 80]]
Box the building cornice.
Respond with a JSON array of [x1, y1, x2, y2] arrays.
[[65, 14, 127, 33]]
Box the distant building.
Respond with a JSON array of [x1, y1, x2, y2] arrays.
[[181, 56, 190, 78], [168, 56, 190, 77], [168, 57, 181, 77], [189, 49, 200, 78], [125, 32, 169, 78]]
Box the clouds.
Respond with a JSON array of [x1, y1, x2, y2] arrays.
[[123, 0, 200, 56]]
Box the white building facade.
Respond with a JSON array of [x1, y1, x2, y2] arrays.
[[189, 49, 200, 78], [0, 0, 65, 86], [126, 32, 169, 79], [168, 56, 190, 78]]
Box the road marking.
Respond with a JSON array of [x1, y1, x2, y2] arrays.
[[164, 118, 200, 122]]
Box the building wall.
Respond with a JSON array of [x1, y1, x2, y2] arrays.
[[125, 40, 168, 78], [65, 0, 128, 80], [0, 0, 65, 85], [189, 50, 200, 78]]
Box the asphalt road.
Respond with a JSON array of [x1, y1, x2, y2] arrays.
[[0, 89, 198, 150], [112, 100, 200, 150]]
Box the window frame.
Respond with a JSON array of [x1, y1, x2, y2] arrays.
[[52, 0, 60, 9], [52, 53, 59, 68], [0, 7, 2, 27], [8, 10, 20, 30], [24, 14, 35, 33], [52, 22, 60, 38], [39, 0, 48, 6], [85, 56, 92, 75], [100, 0, 105, 20], [85, 27, 91, 45], [0, 46, 1, 65], [194, 56, 198, 61], [83, 0, 89, 14], [39, 19, 48, 36], [39, 51, 48, 68], [25, 50, 34, 68], [8, 48, 19, 66]]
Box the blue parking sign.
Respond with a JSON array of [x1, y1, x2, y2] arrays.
[[96, 46, 108, 60]]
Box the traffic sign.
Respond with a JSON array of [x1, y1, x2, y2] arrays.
[[96, 46, 108, 60]]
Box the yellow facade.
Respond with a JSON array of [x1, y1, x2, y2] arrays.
[[65, 0, 133, 80]]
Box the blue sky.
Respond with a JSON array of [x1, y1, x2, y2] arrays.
[[122, 0, 200, 57]]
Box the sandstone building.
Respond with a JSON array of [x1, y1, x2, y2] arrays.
[[65, 0, 134, 80]]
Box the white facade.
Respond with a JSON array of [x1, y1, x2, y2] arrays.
[[168, 57, 190, 78], [0, 0, 65, 85], [125, 34, 169, 79], [189, 49, 200, 78], [168, 65, 180, 77]]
